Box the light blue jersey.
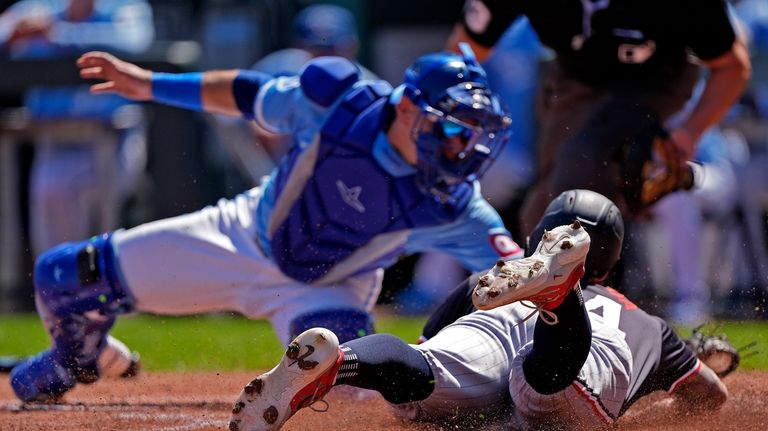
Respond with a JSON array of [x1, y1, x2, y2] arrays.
[[247, 57, 520, 284]]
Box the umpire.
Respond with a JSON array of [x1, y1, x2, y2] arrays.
[[449, 0, 751, 234]]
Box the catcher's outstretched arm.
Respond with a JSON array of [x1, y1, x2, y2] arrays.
[[77, 51, 247, 117], [672, 363, 728, 413]]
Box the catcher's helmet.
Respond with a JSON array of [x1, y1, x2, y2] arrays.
[[527, 189, 624, 281], [397, 44, 512, 199]]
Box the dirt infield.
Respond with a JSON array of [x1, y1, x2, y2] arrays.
[[1, 370, 767, 430]]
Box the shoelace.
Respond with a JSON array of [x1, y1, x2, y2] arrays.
[[520, 301, 559, 325], [505, 302, 558, 332]]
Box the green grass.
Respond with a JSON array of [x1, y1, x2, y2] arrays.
[[0, 312, 427, 371], [1, 313, 765, 371]]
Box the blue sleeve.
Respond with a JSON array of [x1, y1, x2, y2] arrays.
[[405, 183, 523, 272], [254, 57, 360, 137]]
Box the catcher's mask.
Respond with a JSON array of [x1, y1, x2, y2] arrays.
[[395, 43, 512, 201], [527, 189, 624, 281]]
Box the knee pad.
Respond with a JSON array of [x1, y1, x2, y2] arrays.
[[35, 233, 134, 318], [289, 308, 374, 343]]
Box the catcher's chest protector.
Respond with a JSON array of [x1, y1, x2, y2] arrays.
[[270, 83, 472, 283]]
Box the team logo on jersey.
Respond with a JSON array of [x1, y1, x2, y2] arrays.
[[336, 180, 366, 213], [490, 234, 522, 258], [464, 0, 492, 34]]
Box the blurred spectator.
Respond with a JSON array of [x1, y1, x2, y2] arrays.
[[254, 3, 376, 81], [730, 0, 768, 311], [210, 3, 377, 186], [0, 0, 154, 255], [734, 0, 768, 52]]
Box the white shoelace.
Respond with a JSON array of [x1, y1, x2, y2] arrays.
[[520, 301, 560, 325]]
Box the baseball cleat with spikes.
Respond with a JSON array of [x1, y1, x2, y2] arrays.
[[229, 327, 343, 431], [472, 221, 590, 319]]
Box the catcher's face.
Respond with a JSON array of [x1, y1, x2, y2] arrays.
[[389, 96, 421, 165]]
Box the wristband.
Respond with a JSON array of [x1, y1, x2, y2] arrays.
[[151, 72, 204, 111]]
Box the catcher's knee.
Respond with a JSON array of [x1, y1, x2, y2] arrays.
[[35, 233, 135, 318], [289, 308, 374, 343]]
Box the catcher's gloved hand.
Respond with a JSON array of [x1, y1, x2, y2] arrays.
[[685, 327, 742, 378]]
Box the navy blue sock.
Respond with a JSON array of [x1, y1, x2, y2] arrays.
[[522, 286, 592, 394], [335, 334, 434, 404]]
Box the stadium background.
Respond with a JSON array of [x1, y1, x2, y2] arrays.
[[0, 0, 469, 312]]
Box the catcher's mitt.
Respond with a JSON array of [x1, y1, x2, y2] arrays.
[[685, 327, 741, 378]]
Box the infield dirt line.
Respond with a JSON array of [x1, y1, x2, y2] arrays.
[[0, 400, 232, 412]]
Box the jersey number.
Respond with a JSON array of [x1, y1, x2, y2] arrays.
[[585, 294, 626, 341]]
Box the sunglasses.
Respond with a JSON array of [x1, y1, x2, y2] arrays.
[[434, 115, 481, 143]]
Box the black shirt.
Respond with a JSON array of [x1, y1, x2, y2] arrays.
[[462, 0, 736, 87]]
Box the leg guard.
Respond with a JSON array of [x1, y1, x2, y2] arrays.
[[35, 232, 134, 317], [35, 232, 134, 370], [289, 308, 374, 343], [12, 233, 134, 402]]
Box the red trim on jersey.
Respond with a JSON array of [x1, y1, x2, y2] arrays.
[[489, 233, 523, 258], [570, 381, 614, 425], [668, 358, 703, 394], [605, 287, 638, 310]]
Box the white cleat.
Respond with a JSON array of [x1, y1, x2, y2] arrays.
[[229, 328, 343, 431], [472, 221, 590, 318]]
